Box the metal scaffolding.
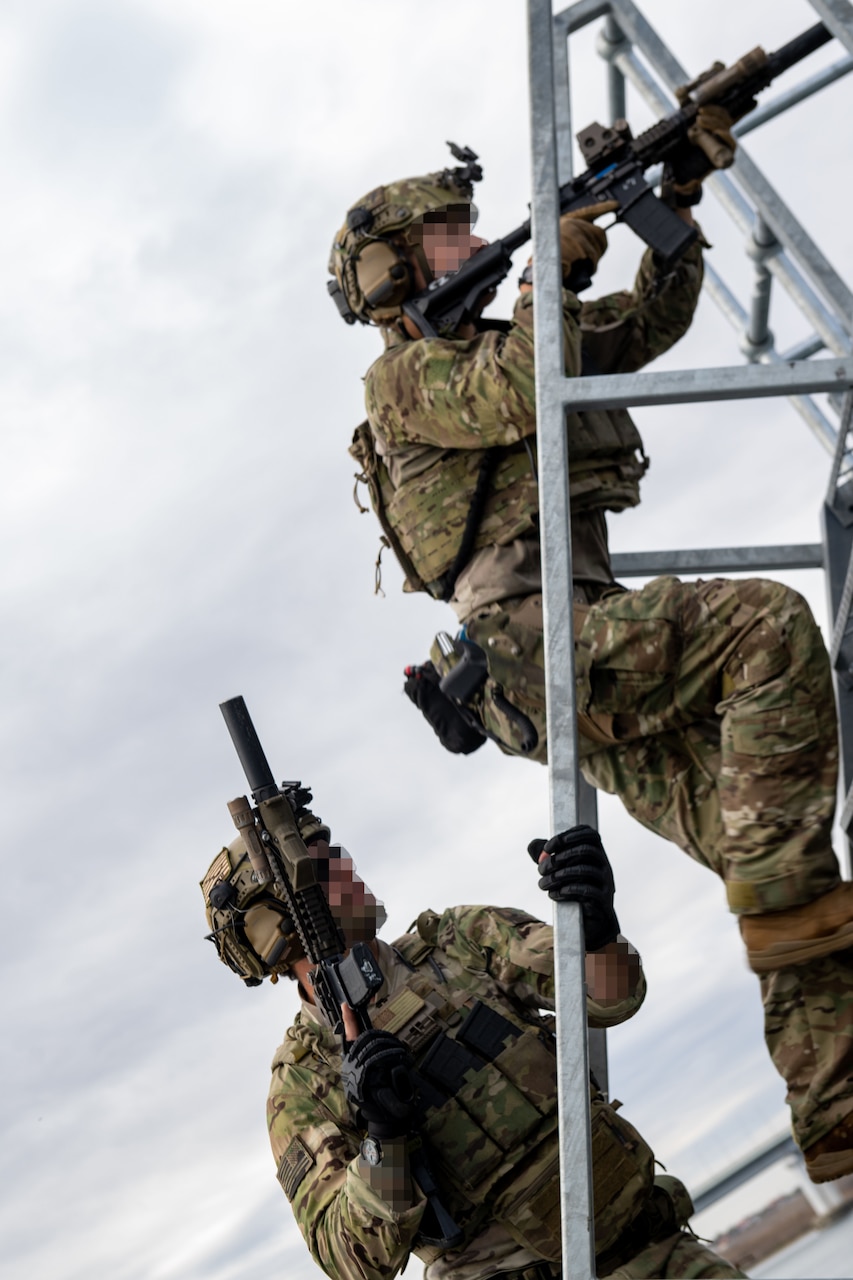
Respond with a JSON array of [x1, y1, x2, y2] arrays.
[[526, 0, 853, 1273]]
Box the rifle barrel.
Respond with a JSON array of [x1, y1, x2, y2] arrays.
[[219, 696, 279, 803], [767, 23, 832, 80]]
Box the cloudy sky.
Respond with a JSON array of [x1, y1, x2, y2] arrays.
[[2, 1, 851, 1277]]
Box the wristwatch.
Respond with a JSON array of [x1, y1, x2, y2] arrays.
[[360, 1136, 383, 1166], [518, 263, 534, 287]]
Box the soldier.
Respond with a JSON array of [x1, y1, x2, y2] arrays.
[[326, 125, 853, 1183], [403, 573, 853, 1185], [329, 130, 719, 614], [202, 820, 746, 1279]]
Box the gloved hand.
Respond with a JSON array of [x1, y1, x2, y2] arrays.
[[404, 662, 486, 755], [528, 824, 620, 951], [342, 1028, 417, 1139], [558, 200, 617, 286], [664, 103, 737, 206]]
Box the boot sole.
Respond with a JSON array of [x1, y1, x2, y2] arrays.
[[746, 920, 853, 974], [805, 1146, 853, 1184]]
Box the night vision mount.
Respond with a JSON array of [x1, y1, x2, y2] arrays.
[[444, 141, 483, 191]]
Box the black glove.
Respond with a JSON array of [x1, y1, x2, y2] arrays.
[[403, 662, 486, 755], [528, 824, 620, 952], [341, 1029, 417, 1140]]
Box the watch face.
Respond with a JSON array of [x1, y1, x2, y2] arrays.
[[360, 1137, 382, 1166]]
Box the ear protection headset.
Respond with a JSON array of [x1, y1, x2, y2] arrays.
[[355, 239, 414, 312]]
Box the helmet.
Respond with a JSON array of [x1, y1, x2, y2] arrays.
[[201, 838, 305, 987], [201, 834, 387, 988], [328, 143, 482, 326]]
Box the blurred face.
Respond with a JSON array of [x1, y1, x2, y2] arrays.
[[309, 841, 387, 944], [415, 206, 487, 278]]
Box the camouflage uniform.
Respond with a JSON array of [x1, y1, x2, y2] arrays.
[[352, 240, 705, 610], [269, 906, 744, 1280], [433, 575, 853, 1152]]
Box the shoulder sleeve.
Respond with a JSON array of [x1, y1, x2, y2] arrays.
[[578, 236, 704, 374], [436, 906, 646, 1024], [364, 290, 582, 452], [268, 1029, 425, 1280], [434, 904, 554, 1013]]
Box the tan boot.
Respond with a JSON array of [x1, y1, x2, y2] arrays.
[[740, 882, 853, 974], [804, 1112, 853, 1184]]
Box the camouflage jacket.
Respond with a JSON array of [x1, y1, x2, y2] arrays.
[[268, 905, 647, 1280], [353, 241, 704, 608]]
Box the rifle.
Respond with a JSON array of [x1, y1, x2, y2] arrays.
[[220, 695, 464, 1247], [402, 21, 832, 338], [220, 694, 384, 1038]]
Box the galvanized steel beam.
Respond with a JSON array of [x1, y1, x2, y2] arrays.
[[560, 356, 853, 411], [527, 1, 595, 1273], [583, 2, 853, 343], [611, 545, 823, 578], [701, 262, 838, 453], [733, 55, 853, 137], [822, 390, 853, 875], [808, 0, 853, 59]]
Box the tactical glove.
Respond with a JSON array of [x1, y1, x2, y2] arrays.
[[342, 1028, 417, 1140], [663, 104, 737, 206], [559, 202, 616, 288], [403, 662, 486, 755], [528, 824, 620, 951]]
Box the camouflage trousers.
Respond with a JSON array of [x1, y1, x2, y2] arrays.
[[465, 577, 853, 1148], [466, 576, 841, 913]]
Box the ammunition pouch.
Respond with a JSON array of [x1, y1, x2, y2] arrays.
[[595, 1173, 694, 1275], [375, 925, 657, 1268]]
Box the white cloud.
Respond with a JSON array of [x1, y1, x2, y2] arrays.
[[2, 0, 850, 1275]]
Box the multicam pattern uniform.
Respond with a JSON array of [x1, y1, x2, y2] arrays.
[[268, 907, 744, 1280], [453, 575, 853, 1151], [354, 240, 705, 607]]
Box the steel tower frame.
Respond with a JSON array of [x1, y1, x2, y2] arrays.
[[525, 1, 853, 1273]]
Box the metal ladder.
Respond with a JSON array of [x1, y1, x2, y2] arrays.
[[526, 1, 853, 1273]]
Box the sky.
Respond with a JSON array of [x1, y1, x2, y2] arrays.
[[1, 1, 851, 1277]]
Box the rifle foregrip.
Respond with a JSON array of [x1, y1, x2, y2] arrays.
[[294, 882, 347, 962]]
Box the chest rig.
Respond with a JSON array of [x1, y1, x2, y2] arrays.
[[350, 423, 538, 601], [378, 920, 656, 1266]]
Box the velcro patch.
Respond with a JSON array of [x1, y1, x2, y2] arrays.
[[277, 1136, 314, 1202], [201, 849, 232, 901], [727, 880, 759, 911], [372, 988, 426, 1035]]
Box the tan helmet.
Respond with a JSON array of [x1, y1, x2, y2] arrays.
[[327, 143, 482, 326], [201, 835, 387, 987], [201, 838, 305, 986]]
